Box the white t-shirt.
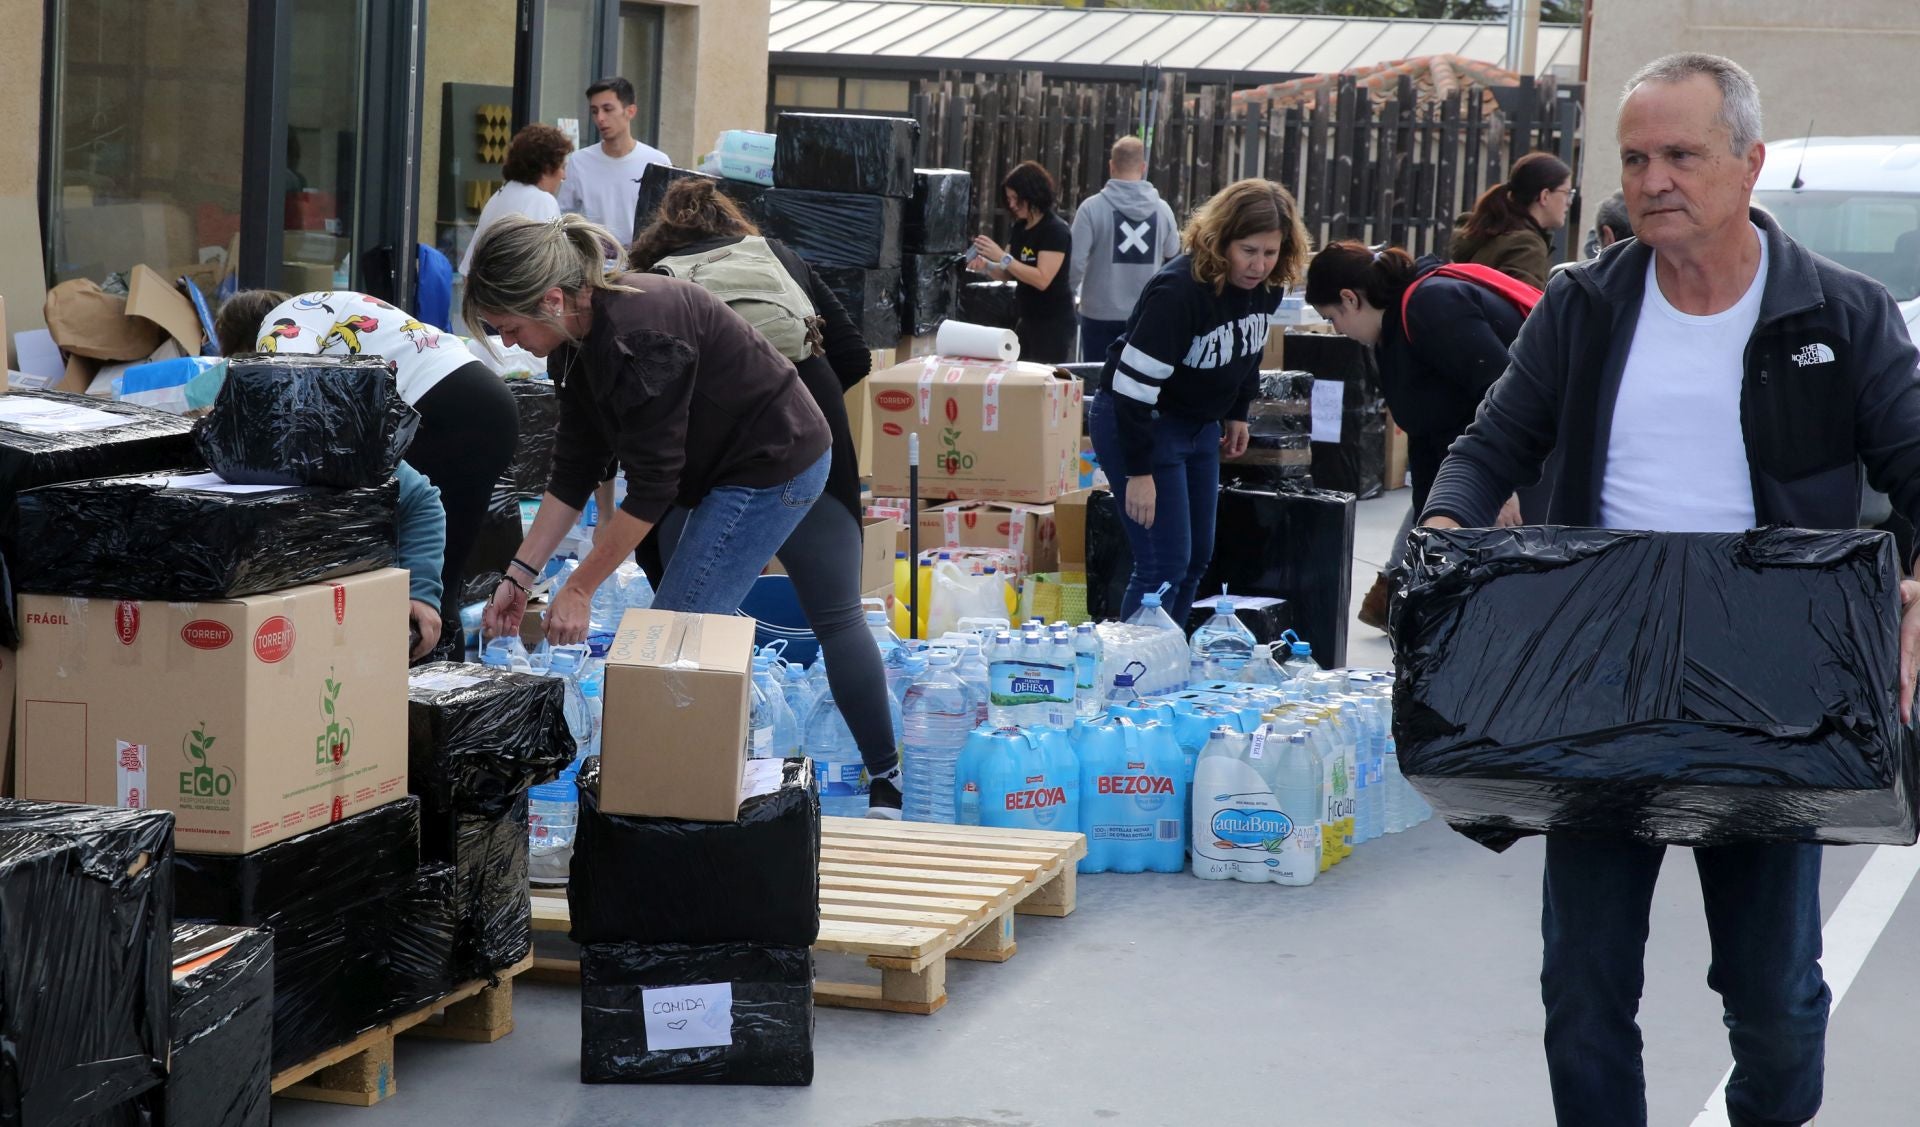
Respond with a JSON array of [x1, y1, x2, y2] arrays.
[[555, 139, 669, 247], [1600, 225, 1770, 533], [252, 291, 479, 406], [460, 180, 562, 275]]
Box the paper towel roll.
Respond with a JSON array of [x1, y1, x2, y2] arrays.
[[935, 321, 1021, 363]]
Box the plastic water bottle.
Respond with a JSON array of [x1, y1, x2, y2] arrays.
[[545, 645, 595, 759], [527, 777, 577, 886], [950, 635, 992, 727], [901, 650, 976, 823], [1048, 629, 1078, 726], [1127, 583, 1184, 636], [1191, 728, 1280, 884], [1240, 643, 1287, 686], [752, 655, 798, 757], [781, 661, 817, 728], [1073, 624, 1104, 717], [804, 689, 869, 817], [577, 661, 604, 762], [1278, 630, 1318, 680], [868, 609, 908, 694], [1190, 595, 1257, 681], [1306, 714, 1351, 863], [1265, 728, 1322, 885], [481, 636, 532, 672]]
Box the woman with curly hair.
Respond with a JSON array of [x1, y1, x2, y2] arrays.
[[1088, 178, 1310, 624], [460, 123, 574, 275]]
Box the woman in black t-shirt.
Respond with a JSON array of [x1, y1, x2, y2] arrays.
[[969, 160, 1076, 363]]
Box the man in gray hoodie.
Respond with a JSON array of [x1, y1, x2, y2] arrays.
[[1071, 136, 1181, 364]]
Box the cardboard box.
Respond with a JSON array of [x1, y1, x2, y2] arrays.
[[0, 645, 13, 798], [913, 500, 1058, 574], [14, 569, 410, 854], [599, 609, 754, 821], [1053, 488, 1092, 571], [764, 515, 898, 594], [868, 358, 1083, 504]]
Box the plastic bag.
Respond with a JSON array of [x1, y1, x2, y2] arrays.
[[1199, 484, 1355, 670], [902, 253, 961, 336], [955, 280, 1020, 330], [407, 662, 575, 828], [580, 941, 815, 1086], [928, 559, 1012, 639], [448, 796, 532, 979], [167, 925, 273, 1127], [365, 863, 460, 1017], [814, 266, 901, 348], [457, 377, 559, 605], [906, 168, 973, 253], [0, 801, 174, 1126], [193, 353, 420, 487], [13, 473, 397, 601], [1394, 526, 1920, 851], [773, 112, 918, 197], [570, 756, 819, 946], [0, 390, 198, 514], [755, 189, 904, 270]]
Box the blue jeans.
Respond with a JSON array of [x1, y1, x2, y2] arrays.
[[652, 450, 831, 615], [1078, 317, 1128, 369], [1086, 393, 1220, 625], [1541, 835, 1829, 1127]]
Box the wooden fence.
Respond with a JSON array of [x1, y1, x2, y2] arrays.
[[910, 69, 1585, 261]]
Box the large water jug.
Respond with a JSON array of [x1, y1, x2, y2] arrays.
[[901, 650, 976, 823], [1191, 728, 1277, 883], [804, 689, 869, 817], [1075, 717, 1187, 874], [1277, 630, 1318, 681], [1189, 594, 1257, 681]]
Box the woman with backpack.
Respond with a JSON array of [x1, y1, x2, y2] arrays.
[[1304, 241, 1532, 627], [465, 213, 833, 655], [968, 160, 1076, 363], [1448, 152, 1574, 289], [627, 178, 904, 818]]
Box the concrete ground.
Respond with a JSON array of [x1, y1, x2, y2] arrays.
[[277, 492, 1920, 1127]]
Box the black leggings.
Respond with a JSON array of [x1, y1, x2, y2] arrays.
[[403, 361, 520, 634]]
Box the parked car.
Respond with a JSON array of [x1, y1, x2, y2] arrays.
[[1754, 135, 1920, 333]]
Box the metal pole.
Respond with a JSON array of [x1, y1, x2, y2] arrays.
[[908, 433, 921, 640]]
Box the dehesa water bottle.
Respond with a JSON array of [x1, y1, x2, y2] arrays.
[[804, 689, 869, 817], [1190, 595, 1257, 681], [902, 650, 975, 823], [1076, 717, 1186, 874]]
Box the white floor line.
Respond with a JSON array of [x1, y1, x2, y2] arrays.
[[1687, 842, 1920, 1127]]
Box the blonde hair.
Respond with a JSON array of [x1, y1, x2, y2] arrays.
[[461, 213, 637, 346], [1182, 179, 1311, 295]]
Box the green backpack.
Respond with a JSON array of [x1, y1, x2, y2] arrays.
[[653, 236, 823, 362]]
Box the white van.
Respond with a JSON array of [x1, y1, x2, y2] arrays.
[[1754, 136, 1920, 333]]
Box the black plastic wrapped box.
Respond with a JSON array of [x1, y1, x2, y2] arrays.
[[580, 942, 814, 1086], [0, 801, 174, 1127], [261, 912, 388, 1073], [773, 113, 918, 197], [1393, 526, 1920, 851], [445, 797, 533, 980], [1199, 485, 1356, 669], [0, 391, 198, 516], [570, 756, 819, 947], [1311, 408, 1387, 500], [955, 280, 1020, 330], [634, 165, 768, 241], [902, 253, 960, 336], [366, 863, 460, 1018], [456, 378, 558, 606], [14, 473, 397, 601], [167, 925, 273, 1127], [194, 354, 420, 488], [905, 168, 973, 253], [815, 267, 902, 349], [407, 662, 574, 823], [756, 189, 904, 270]]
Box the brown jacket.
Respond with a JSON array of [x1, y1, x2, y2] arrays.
[[1449, 221, 1553, 290], [545, 274, 830, 524]]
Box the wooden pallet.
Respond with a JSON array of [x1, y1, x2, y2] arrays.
[[528, 817, 1086, 1015], [271, 953, 534, 1107]]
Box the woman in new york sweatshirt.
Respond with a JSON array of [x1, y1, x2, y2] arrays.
[[1089, 179, 1310, 624]]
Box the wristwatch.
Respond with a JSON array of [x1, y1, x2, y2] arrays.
[[1000, 254, 1015, 270]]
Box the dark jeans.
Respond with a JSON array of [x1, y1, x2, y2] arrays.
[[1541, 835, 1829, 1127], [1086, 393, 1220, 625], [1078, 316, 1128, 369], [403, 360, 520, 648]]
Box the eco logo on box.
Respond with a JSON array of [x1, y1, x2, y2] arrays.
[[315, 667, 354, 766], [177, 722, 235, 807]]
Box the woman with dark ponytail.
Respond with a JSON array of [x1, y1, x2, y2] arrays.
[[1449, 152, 1573, 288], [1305, 240, 1527, 627]]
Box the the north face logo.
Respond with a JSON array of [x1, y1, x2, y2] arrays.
[[1791, 343, 1835, 367]]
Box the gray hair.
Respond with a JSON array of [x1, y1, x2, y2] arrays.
[[460, 213, 635, 349], [1621, 53, 1764, 155]]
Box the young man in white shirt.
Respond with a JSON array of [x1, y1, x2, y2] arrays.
[[555, 76, 668, 248]]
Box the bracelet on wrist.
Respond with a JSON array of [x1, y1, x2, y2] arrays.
[[508, 557, 539, 578], [501, 573, 529, 595]]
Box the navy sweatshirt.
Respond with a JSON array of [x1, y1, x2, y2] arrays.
[[1098, 255, 1281, 476]]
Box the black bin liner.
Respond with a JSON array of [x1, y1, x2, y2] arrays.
[[443, 797, 533, 980], [581, 941, 814, 1086], [167, 925, 273, 1127], [362, 863, 460, 1018], [902, 253, 961, 336], [173, 798, 421, 1073], [14, 473, 397, 601], [955, 280, 1019, 330], [773, 113, 918, 198], [1393, 526, 1920, 851], [457, 378, 558, 606], [634, 165, 768, 242], [0, 801, 173, 1127], [570, 756, 819, 947], [408, 662, 573, 822], [194, 354, 420, 488], [815, 267, 901, 349], [756, 189, 903, 270], [1199, 485, 1356, 669], [906, 168, 973, 253], [1084, 488, 1131, 624]]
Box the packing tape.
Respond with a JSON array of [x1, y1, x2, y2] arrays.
[[662, 612, 704, 709]]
